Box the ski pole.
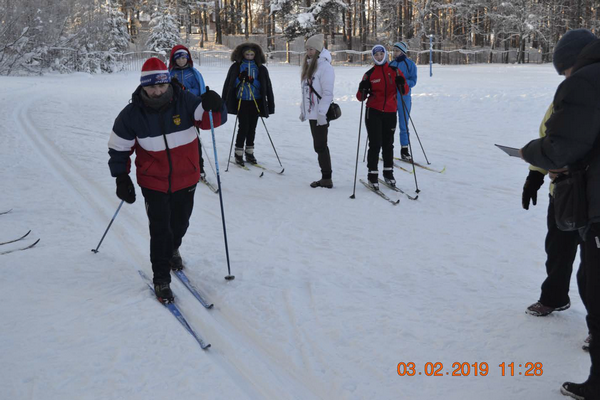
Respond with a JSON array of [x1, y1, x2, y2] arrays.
[[198, 131, 217, 177], [350, 99, 366, 199], [400, 95, 420, 193], [225, 80, 246, 172], [362, 136, 368, 163], [208, 110, 235, 281], [408, 113, 430, 165], [91, 200, 124, 253], [247, 83, 285, 172]]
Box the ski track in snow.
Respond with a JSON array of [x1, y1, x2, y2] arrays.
[[11, 84, 326, 400], [0, 65, 591, 399]]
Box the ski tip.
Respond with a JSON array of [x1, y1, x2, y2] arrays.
[[393, 200, 400, 205], [278, 168, 285, 174]]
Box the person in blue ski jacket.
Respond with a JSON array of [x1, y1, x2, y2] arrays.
[[168, 44, 206, 97], [389, 41, 417, 160], [168, 45, 208, 179]]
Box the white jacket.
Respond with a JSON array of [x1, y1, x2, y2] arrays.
[[300, 49, 335, 121]]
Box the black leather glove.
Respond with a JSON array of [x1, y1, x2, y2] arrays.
[[201, 86, 222, 112], [116, 175, 136, 204], [395, 75, 407, 94], [358, 79, 371, 94], [522, 170, 545, 210]]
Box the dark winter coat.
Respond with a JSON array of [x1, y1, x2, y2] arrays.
[[222, 43, 275, 117], [108, 82, 226, 193], [522, 39, 600, 223], [356, 63, 409, 113]]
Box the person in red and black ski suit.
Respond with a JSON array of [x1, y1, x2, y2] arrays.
[[356, 45, 409, 190], [108, 57, 226, 303]]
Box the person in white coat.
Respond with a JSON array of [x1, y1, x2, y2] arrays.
[[300, 34, 335, 188]]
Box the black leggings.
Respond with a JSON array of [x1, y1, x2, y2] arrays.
[[309, 120, 332, 179]]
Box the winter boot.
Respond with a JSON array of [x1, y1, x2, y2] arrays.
[[401, 146, 412, 161], [383, 169, 396, 187], [561, 381, 600, 400], [234, 147, 245, 166], [170, 248, 184, 271], [154, 282, 174, 303], [310, 178, 333, 188], [367, 172, 379, 190], [245, 146, 258, 165], [526, 301, 570, 317]]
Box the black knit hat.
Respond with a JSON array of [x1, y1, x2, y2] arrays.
[[553, 29, 597, 74]]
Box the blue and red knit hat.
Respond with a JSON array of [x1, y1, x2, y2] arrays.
[[173, 49, 189, 61], [140, 57, 171, 87]]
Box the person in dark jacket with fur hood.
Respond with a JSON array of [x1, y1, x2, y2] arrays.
[[222, 43, 275, 166], [520, 29, 600, 400]]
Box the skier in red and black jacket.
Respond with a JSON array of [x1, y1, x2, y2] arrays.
[[108, 57, 226, 303], [356, 44, 409, 190]]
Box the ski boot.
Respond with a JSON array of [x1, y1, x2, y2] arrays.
[[234, 147, 245, 167], [383, 169, 396, 187], [245, 146, 258, 165], [368, 172, 379, 190], [170, 248, 184, 271], [401, 146, 412, 161], [154, 282, 174, 303]]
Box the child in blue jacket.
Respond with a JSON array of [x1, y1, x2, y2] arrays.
[[389, 42, 417, 160], [168, 45, 208, 178]]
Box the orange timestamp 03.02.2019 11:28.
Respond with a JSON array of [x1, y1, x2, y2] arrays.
[[397, 361, 543, 377]]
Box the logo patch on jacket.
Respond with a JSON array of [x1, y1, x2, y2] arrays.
[[173, 115, 181, 125]]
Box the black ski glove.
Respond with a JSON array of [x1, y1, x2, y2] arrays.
[[238, 70, 254, 83], [116, 174, 136, 204], [522, 170, 545, 210], [201, 86, 222, 112], [358, 80, 371, 95], [395, 75, 407, 94]]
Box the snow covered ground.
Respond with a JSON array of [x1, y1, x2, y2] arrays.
[[0, 62, 588, 400]]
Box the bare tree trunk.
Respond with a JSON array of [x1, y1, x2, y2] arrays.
[[244, 0, 249, 38], [215, 0, 222, 44]]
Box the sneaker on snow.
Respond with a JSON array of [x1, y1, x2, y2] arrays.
[[526, 301, 570, 317], [170, 248, 184, 271], [583, 334, 592, 352], [561, 381, 600, 400], [245, 152, 258, 165], [310, 179, 333, 188], [401, 146, 412, 161], [234, 154, 245, 166], [154, 282, 174, 303]]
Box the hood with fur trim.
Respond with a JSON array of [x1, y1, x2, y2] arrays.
[[230, 43, 266, 66], [168, 45, 194, 70]]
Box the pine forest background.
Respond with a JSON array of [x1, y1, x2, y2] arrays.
[[1, 0, 599, 75]]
